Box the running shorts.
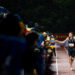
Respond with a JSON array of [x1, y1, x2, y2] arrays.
[[68, 47, 75, 57]]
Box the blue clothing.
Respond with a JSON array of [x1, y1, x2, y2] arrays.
[[37, 34, 45, 75], [37, 34, 44, 48], [50, 40, 56, 46], [0, 34, 45, 75], [0, 35, 27, 75]]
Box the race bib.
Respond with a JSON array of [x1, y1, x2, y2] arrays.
[[69, 43, 74, 46]]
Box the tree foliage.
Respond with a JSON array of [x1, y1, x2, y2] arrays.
[[0, 0, 75, 33]]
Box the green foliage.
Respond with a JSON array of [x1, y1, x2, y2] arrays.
[[0, 0, 75, 32]]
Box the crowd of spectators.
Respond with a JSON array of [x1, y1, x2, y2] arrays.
[[0, 7, 56, 75]]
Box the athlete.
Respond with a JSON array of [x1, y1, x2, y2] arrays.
[[58, 32, 75, 70]]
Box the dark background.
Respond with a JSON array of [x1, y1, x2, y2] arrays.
[[0, 0, 75, 33]]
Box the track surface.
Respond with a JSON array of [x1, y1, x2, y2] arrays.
[[49, 48, 75, 75]]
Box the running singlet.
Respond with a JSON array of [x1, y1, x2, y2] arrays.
[[65, 37, 75, 48]]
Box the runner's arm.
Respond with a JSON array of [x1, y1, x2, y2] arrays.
[[56, 37, 69, 44]]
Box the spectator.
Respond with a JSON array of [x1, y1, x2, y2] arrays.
[[21, 31, 39, 75], [0, 13, 26, 75], [0, 13, 25, 37]]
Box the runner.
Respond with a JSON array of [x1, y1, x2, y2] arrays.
[[58, 32, 75, 70]]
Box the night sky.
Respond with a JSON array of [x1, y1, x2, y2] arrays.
[[0, 0, 75, 33]]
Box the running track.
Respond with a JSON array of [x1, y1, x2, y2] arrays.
[[45, 48, 75, 75]]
